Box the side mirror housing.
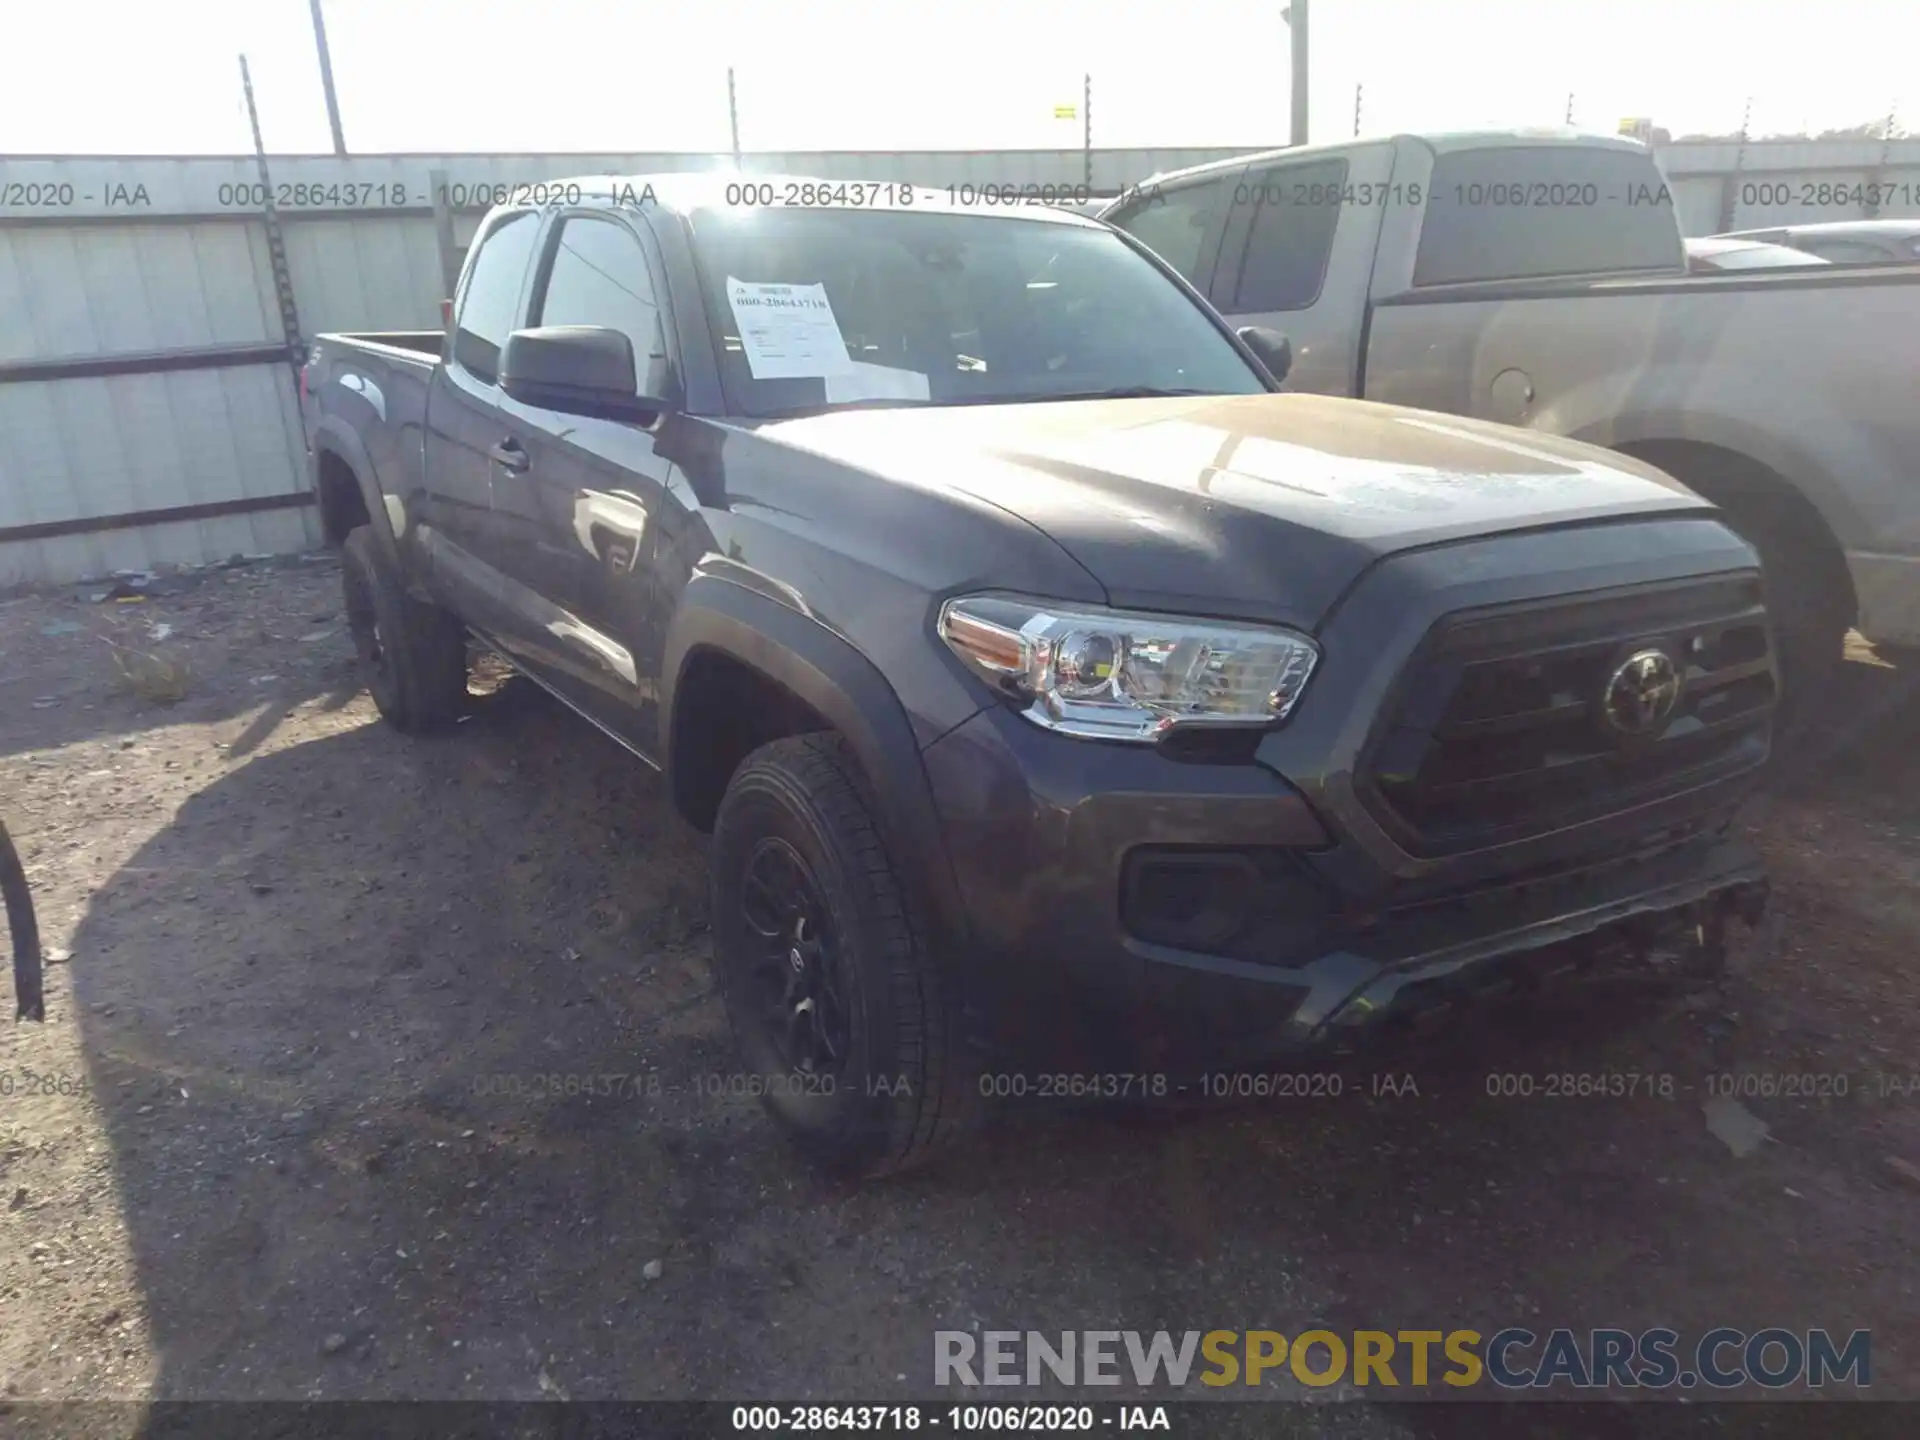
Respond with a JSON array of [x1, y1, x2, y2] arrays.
[[499, 325, 674, 421], [1236, 326, 1293, 386]]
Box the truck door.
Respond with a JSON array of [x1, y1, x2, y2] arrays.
[[422, 208, 541, 631], [1204, 143, 1396, 398], [495, 208, 680, 751]]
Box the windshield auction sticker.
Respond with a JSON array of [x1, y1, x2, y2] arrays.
[[725, 277, 854, 380]]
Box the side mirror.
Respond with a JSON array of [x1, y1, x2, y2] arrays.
[[1236, 326, 1293, 386], [499, 325, 674, 421]]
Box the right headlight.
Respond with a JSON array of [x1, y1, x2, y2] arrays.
[[937, 594, 1319, 743]]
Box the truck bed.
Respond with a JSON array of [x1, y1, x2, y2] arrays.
[[302, 332, 444, 521]]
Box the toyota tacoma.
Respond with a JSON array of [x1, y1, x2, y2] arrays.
[[303, 176, 1774, 1176]]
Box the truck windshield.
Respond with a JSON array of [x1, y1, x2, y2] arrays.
[[685, 207, 1268, 417]]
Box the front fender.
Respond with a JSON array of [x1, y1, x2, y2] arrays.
[[659, 574, 977, 971]]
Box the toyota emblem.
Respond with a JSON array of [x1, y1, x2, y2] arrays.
[[1601, 648, 1683, 737]]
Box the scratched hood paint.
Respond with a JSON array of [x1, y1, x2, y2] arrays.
[[757, 393, 1711, 628]]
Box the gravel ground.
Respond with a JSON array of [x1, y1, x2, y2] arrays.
[[0, 555, 1916, 1436]]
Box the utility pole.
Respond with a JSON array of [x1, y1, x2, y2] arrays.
[[1283, 1, 1310, 145], [307, 0, 348, 156], [728, 68, 742, 164], [1565, 92, 1576, 126], [1353, 82, 1362, 137]]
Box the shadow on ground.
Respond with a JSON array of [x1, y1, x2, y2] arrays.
[[44, 652, 1920, 1432]]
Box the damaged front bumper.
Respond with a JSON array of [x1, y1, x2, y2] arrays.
[[1128, 838, 1769, 1072]]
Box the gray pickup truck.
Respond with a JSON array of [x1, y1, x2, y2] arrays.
[[303, 178, 1773, 1175], [1101, 130, 1920, 697]]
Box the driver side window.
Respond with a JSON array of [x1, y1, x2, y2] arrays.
[[452, 211, 537, 384]]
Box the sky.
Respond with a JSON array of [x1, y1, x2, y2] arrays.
[[3, 0, 1916, 156]]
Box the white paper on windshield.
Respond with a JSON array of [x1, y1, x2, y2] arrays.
[[824, 361, 931, 404], [725, 278, 854, 379]]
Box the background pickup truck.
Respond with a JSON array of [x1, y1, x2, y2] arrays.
[[1100, 131, 1920, 698], [304, 177, 1772, 1177]]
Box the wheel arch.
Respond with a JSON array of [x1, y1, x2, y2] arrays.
[[309, 419, 423, 598], [1611, 435, 1856, 624], [660, 576, 973, 960]]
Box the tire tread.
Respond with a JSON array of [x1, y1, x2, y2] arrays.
[[723, 732, 978, 1177]]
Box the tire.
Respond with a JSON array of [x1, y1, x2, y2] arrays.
[[1721, 498, 1850, 726], [709, 733, 978, 1178], [341, 526, 469, 734]]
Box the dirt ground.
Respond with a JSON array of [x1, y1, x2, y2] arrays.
[[0, 554, 1916, 1433]]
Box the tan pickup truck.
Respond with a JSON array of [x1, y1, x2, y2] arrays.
[[1101, 130, 1920, 697]]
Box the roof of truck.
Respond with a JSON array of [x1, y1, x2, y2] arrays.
[[508, 172, 1103, 226], [1121, 127, 1652, 194]]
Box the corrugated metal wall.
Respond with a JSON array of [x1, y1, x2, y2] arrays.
[[0, 215, 315, 584], [4, 140, 1918, 586], [2, 147, 1249, 586]]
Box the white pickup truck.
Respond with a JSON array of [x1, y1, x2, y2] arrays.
[[1100, 130, 1920, 698]]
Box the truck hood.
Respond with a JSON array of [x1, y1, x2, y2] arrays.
[[756, 393, 1711, 629]]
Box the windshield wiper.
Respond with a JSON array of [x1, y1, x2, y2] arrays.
[[1021, 386, 1213, 402]]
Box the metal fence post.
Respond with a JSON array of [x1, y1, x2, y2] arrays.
[[729, 69, 743, 165], [1083, 75, 1094, 191], [239, 55, 306, 393], [1717, 96, 1753, 232], [1865, 103, 1899, 217], [430, 168, 460, 309]]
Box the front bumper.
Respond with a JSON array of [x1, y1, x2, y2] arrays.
[[922, 702, 1766, 1075], [917, 519, 1782, 1074]]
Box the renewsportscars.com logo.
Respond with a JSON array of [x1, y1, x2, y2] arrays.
[[934, 1328, 1871, 1391]]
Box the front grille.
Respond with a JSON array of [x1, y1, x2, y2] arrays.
[[1360, 575, 1775, 857]]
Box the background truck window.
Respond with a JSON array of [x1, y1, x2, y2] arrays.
[[1106, 176, 1230, 284], [1221, 158, 1349, 312], [1415, 146, 1685, 286], [452, 211, 539, 383]]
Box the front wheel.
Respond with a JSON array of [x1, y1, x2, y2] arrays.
[[709, 733, 978, 1177]]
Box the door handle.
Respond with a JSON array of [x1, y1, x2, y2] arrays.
[[489, 438, 530, 473]]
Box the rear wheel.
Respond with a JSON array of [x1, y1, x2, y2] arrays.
[[709, 733, 978, 1177], [1717, 496, 1850, 723], [341, 527, 468, 734]]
